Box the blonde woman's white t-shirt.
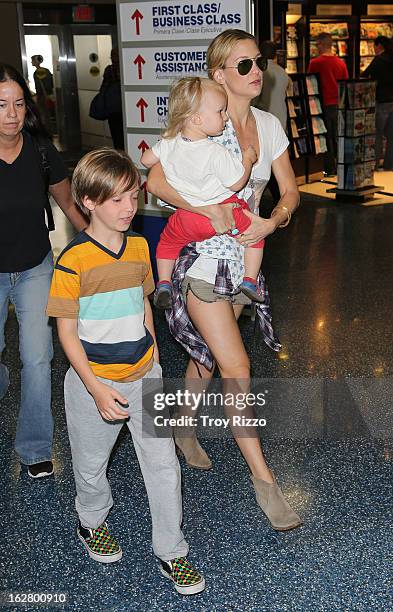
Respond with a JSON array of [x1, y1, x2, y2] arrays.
[[152, 134, 244, 207]]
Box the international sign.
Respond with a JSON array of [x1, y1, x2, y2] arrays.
[[125, 92, 168, 129]]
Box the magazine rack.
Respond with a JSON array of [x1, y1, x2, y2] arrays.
[[327, 79, 380, 203], [286, 73, 326, 183]]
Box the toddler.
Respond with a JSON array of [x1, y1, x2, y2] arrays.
[[141, 76, 264, 309]]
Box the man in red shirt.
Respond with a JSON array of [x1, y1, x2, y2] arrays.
[[308, 33, 349, 176]]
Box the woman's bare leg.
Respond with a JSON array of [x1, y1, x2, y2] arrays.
[[186, 292, 273, 482], [173, 337, 215, 469], [180, 294, 302, 529]]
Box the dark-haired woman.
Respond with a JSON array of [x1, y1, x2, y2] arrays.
[[363, 36, 393, 170], [0, 64, 86, 478]]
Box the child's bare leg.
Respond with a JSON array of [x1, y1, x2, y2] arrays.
[[154, 258, 175, 310], [157, 258, 175, 284], [244, 247, 263, 281], [240, 247, 265, 303]]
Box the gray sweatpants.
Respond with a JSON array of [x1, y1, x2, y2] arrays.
[[64, 362, 188, 561]]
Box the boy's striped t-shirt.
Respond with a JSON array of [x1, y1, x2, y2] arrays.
[[46, 231, 155, 382]]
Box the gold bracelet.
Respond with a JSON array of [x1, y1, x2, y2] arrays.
[[271, 205, 291, 228]]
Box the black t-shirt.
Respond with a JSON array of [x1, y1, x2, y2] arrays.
[[0, 131, 67, 272], [363, 53, 393, 103]]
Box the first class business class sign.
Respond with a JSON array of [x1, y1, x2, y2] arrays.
[[119, 1, 248, 41], [117, 0, 251, 212]]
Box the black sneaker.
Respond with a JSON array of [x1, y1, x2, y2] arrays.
[[77, 521, 122, 563], [27, 461, 54, 479], [159, 557, 205, 595]]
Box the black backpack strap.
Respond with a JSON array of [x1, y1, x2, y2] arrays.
[[33, 135, 55, 231]]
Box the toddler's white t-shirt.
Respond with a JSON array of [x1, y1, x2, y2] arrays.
[[152, 134, 244, 207]]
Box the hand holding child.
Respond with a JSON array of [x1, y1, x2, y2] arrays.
[[91, 380, 129, 421], [204, 202, 236, 234]]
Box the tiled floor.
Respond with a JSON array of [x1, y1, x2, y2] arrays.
[[299, 170, 393, 207], [1, 193, 392, 611]]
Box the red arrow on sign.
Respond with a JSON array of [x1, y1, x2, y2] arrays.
[[137, 140, 150, 154], [131, 9, 143, 35], [140, 181, 148, 205], [136, 98, 148, 123], [134, 54, 145, 80]]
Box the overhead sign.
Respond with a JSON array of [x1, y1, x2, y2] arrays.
[[316, 4, 352, 15], [125, 92, 168, 129], [120, 1, 247, 41], [127, 133, 161, 169], [367, 4, 393, 15], [122, 46, 208, 86]]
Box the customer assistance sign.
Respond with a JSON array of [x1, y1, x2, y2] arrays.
[[120, 1, 247, 41], [122, 46, 208, 86]]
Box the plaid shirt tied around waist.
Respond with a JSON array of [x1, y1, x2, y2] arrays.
[[166, 243, 281, 371]]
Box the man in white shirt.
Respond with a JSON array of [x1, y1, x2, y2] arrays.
[[253, 41, 289, 212], [253, 41, 289, 131]]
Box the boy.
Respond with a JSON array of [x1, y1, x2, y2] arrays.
[[46, 148, 205, 596]]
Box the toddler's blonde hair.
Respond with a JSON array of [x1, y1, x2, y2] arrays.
[[163, 76, 226, 138]]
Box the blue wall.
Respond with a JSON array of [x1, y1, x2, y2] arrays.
[[132, 213, 168, 279]]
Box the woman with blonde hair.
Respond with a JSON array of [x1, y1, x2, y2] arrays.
[[147, 29, 302, 531]]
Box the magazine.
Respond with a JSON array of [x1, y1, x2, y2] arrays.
[[364, 135, 376, 161], [338, 137, 364, 164]]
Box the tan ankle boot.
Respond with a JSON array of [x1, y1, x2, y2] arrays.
[[251, 473, 302, 531], [174, 429, 212, 470]]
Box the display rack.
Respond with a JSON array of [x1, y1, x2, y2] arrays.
[[306, 75, 327, 154], [305, 15, 358, 77], [286, 23, 300, 74], [359, 20, 393, 72], [328, 79, 380, 202], [286, 74, 310, 160], [286, 73, 326, 183], [309, 19, 351, 70]]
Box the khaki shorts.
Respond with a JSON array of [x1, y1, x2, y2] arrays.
[[182, 275, 251, 305]]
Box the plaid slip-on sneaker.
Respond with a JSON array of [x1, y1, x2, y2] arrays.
[[159, 557, 205, 595], [77, 521, 122, 563]]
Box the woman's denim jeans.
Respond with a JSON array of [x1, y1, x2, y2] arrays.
[[0, 251, 54, 465]]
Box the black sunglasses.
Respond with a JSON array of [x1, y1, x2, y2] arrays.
[[224, 56, 268, 76]]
